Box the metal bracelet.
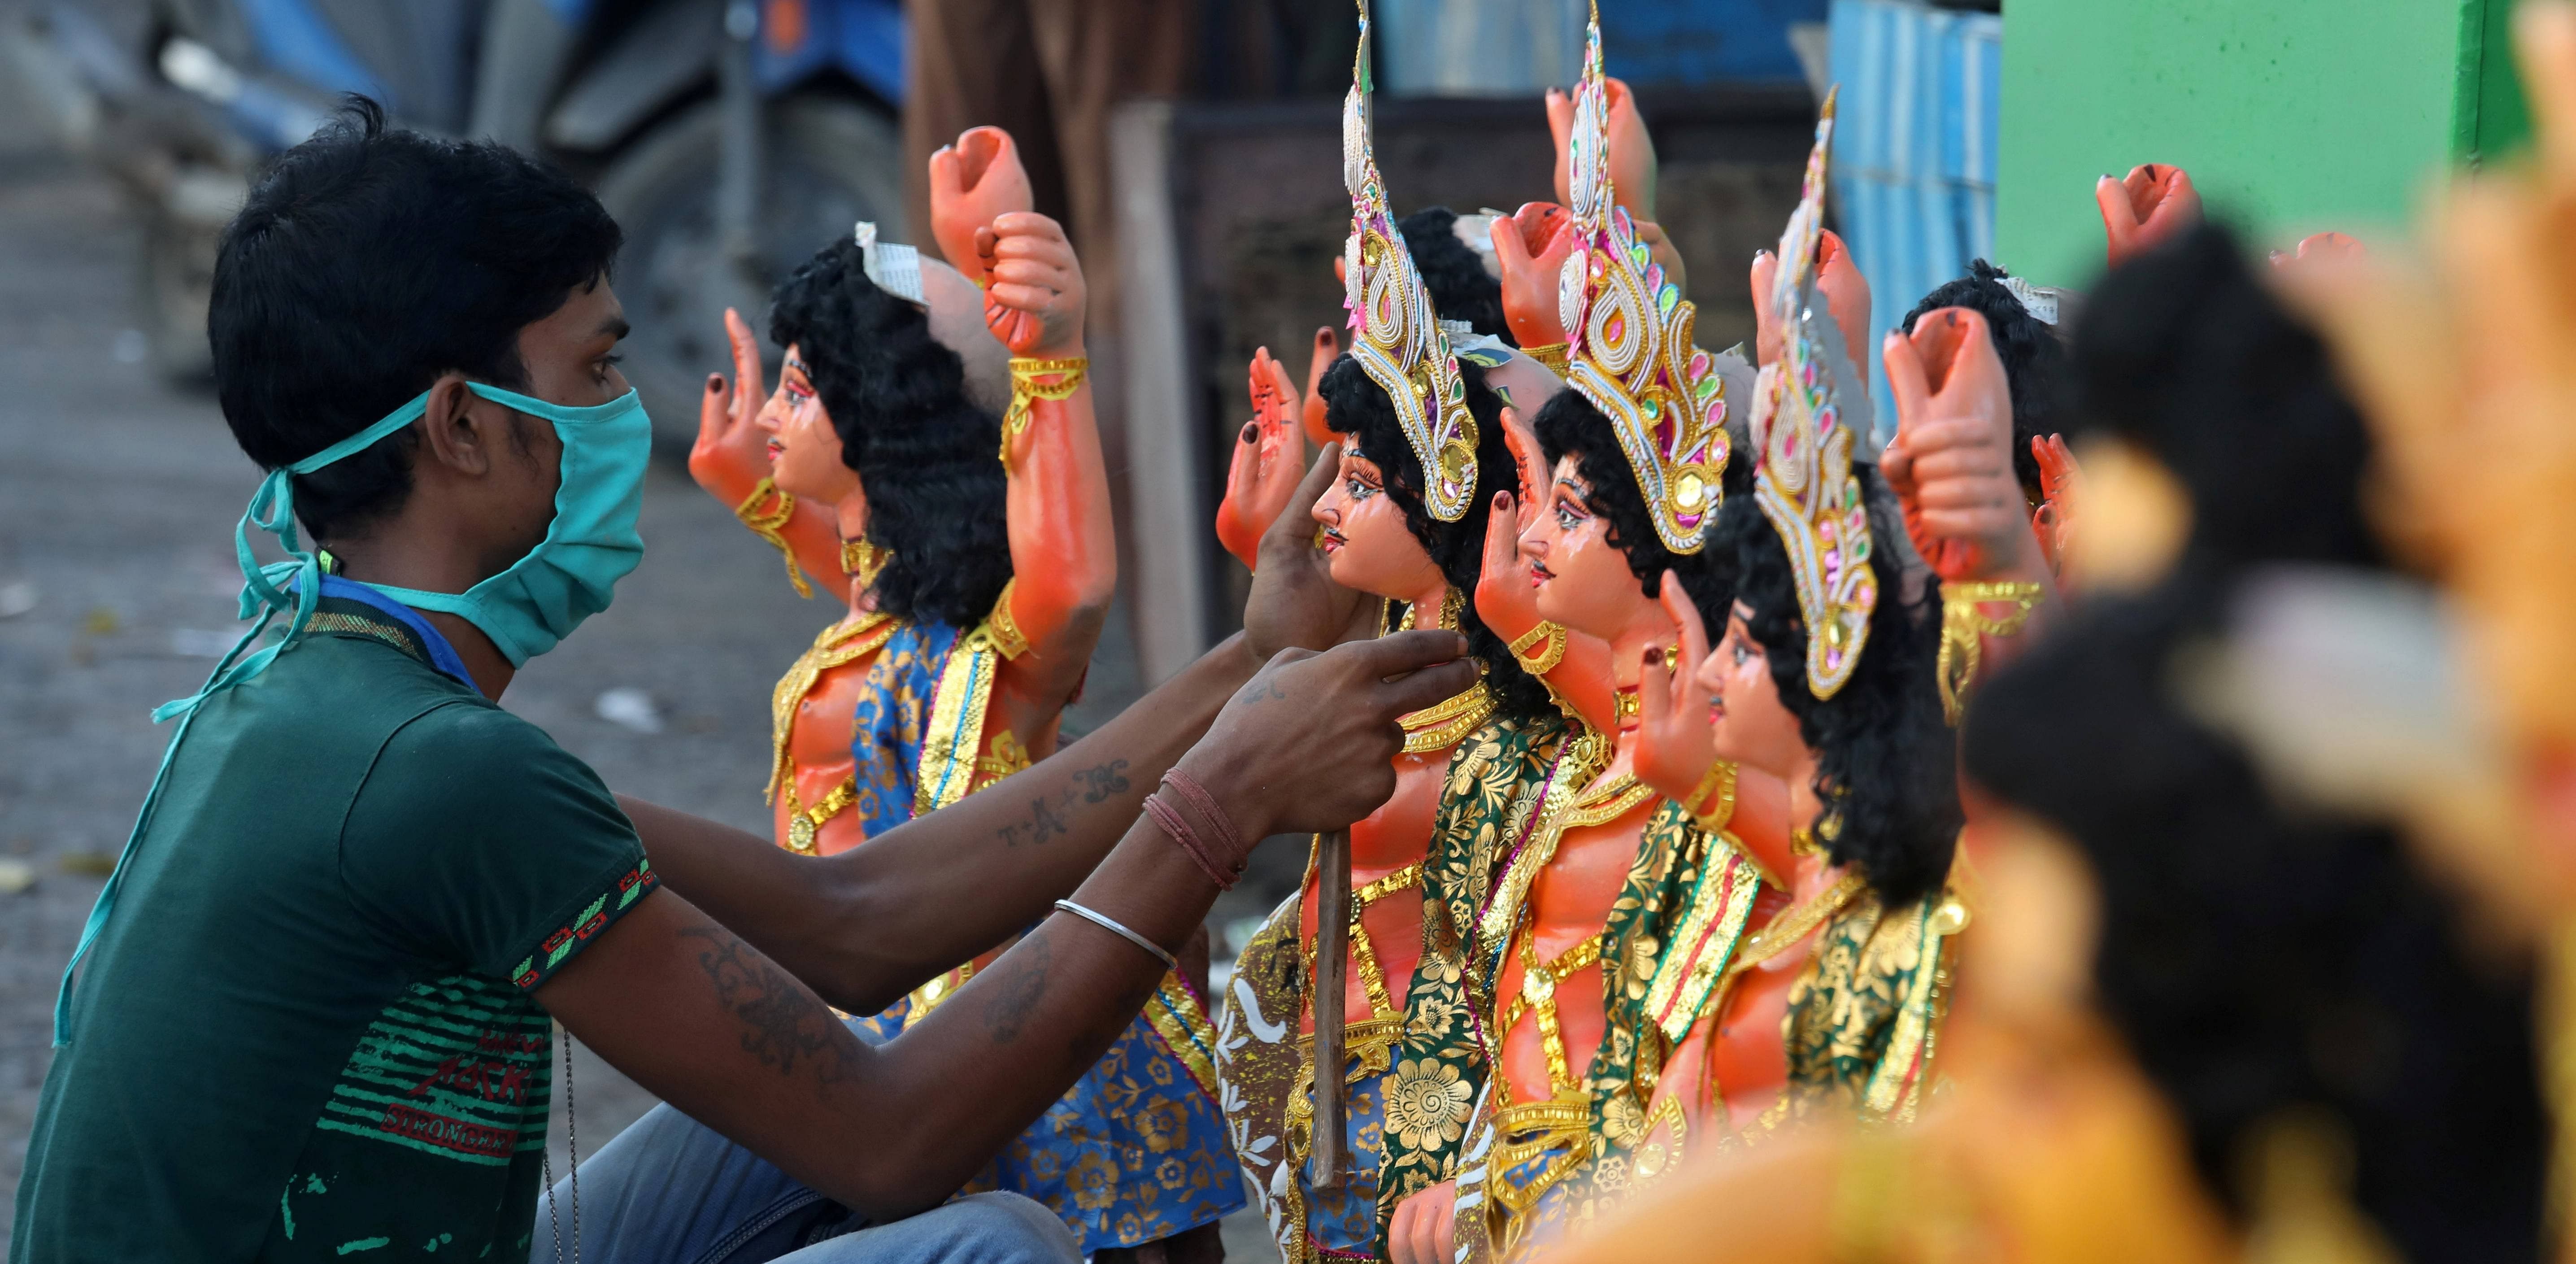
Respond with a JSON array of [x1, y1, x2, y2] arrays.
[[1052, 899, 1179, 973]]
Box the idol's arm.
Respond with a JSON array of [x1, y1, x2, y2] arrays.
[[988, 211, 1116, 717], [548, 633, 1478, 1221]]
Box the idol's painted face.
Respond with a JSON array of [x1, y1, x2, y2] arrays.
[[766, 344, 863, 509], [1311, 447, 1442, 600], [1701, 600, 1806, 779], [1522, 455, 1640, 641]]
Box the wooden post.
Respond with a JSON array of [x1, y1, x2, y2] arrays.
[[1308, 828, 1353, 1188]]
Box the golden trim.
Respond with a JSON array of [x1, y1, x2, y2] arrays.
[[914, 625, 1006, 816], [1507, 621, 1568, 674], [1643, 843, 1766, 1042], [984, 579, 1031, 661], [1937, 580, 2044, 725], [1522, 341, 1571, 377], [1498, 932, 1605, 1091], [1612, 686, 1642, 725], [782, 777, 857, 856], [1000, 356, 1087, 471], [1688, 761, 1738, 832], [907, 959, 977, 1020], [841, 537, 889, 588], [1477, 728, 1626, 947], [1401, 681, 1499, 754], [1861, 894, 1966, 1120], [767, 613, 897, 806], [1142, 971, 1225, 1100], [735, 476, 811, 599]]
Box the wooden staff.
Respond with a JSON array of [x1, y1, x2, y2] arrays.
[[1308, 828, 1353, 1187]]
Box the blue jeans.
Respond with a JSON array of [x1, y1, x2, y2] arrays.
[[529, 1102, 1083, 1264]]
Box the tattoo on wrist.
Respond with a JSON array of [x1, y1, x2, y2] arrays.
[[679, 926, 852, 1087], [983, 933, 1053, 1043]]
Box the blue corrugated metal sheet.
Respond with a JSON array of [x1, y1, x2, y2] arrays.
[[1378, 0, 1822, 96], [1828, 0, 2001, 443]]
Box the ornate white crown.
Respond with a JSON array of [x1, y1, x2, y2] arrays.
[[1556, 2, 1730, 554], [1750, 89, 1878, 700], [1341, 1, 1478, 522]]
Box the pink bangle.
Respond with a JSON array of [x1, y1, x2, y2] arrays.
[[1160, 769, 1247, 867], [1144, 793, 1236, 889]]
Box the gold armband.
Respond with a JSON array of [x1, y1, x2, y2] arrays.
[[1000, 356, 1088, 472], [1508, 621, 1567, 674], [1523, 342, 1571, 376], [735, 477, 811, 599], [1937, 580, 2045, 725], [1689, 760, 1738, 833], [985, 578, 1031, 660]]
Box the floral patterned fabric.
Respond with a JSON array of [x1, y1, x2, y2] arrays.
[[829, 616, 1243, 1251], [1375, 712, 1571, 1234], [1780, 886, 1965, 1125]]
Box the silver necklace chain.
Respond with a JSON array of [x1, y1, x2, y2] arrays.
[[541, 1023, 581, 1264]]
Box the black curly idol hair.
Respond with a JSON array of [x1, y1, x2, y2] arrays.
[[1319, 353, 1549, 723], [769, 238, 1012, 629], [1961, 224, 2542, 1256], [1898, 259, 2067, 503], [1397, 207, 1512, 346], [1710, 482, 1959, 908]]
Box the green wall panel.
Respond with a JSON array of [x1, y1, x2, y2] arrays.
[[1997, 0, 2499, 289]]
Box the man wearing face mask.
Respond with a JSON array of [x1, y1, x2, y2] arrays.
[[10, 101, 1478, 1264]]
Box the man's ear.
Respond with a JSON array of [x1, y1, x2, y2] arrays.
[[415, 375, 498, 477]]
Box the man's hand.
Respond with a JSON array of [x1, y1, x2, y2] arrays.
[[688, 306, 772, 502], [927, 126, 1033, 285], [1216, 347, 1305, 570], [2097, 163, 2201, 267], [1548, 78, 1657, 218], [1880, 308, 2044, 583], [1181, 630, 1477, 839], [1302, 325, 1340, 448], [1243, 443, 1376, 659], [1635, 572, 1719, 806], [1751, 230, 1871, 373], [1388, 1180, 1459, 1264], [1492, 201, 1575, 350], [981, 211, 1085, 357]]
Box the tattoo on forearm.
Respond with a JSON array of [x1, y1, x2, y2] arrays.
[[992, 759, 1133, 847], [983, 933, 1053, 1044], [1075, 759, 1131, 803], [679, 925, 853, 1087]]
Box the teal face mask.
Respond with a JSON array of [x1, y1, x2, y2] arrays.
[[169, 379, 651, 716], [356, 384, 651, 666], [59, 381, 651, 1045]]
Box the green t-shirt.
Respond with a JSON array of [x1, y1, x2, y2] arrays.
[[11, 597, 657, 1262]]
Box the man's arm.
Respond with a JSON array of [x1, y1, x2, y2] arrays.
[[545, 631, 1478, 1221], [626, 448, 1369, 1017]]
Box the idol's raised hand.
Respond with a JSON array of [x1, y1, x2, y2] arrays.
[[1751, 230, 1871, 373], [1880, 307, 2043, 584], [1547, 77, 1657, 218], [1216, 346, 1305, 571], [688, 306, 771, 500], [2031, 434, 2082, 579], [980, 211, 1085, 356], [1301, 325, 1340, 448], [1490, 201, 1575, 350], [1635, 571, 1719, 806], [2097, 162, 2201, 267], [1243, 443, 1377, 660], [926, 126, 1033, 285]]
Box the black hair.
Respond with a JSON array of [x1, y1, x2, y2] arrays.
[[1898, 259, 2066, 502], [210, 97, 622, 541], [1397, 206, 1513, 346], [2067, 222, 2384, 574], [1710, 483, 1959, 908], [1959, 223, 2544, 1256], [1318, 352, 1549, 723], [1530, 386, 1737, 631], [769, 238, 1012, 630]]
